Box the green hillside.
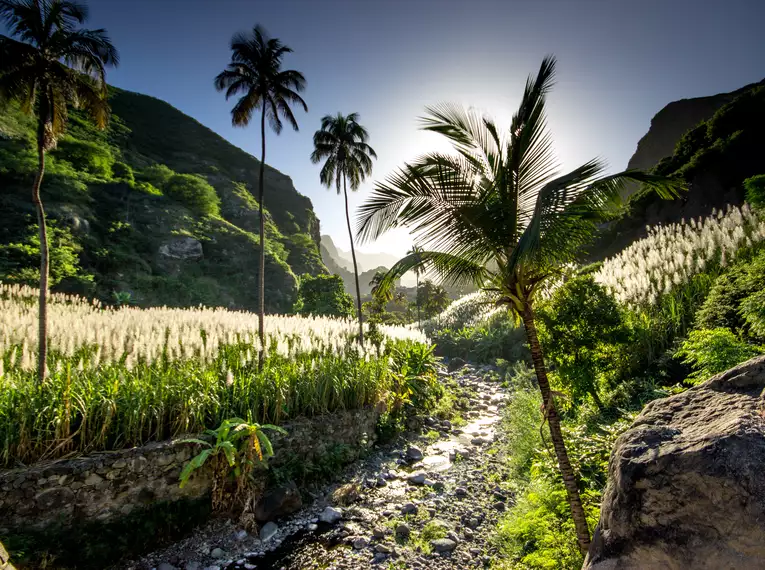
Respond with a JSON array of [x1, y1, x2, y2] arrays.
[[0, 87, 326, 311], [593, 80, 765, 260]]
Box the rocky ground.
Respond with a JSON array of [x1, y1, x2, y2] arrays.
[[122, 364, 510, 570]]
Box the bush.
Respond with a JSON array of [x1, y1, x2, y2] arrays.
[[53, 138, 114, 178], [675, 328, 762, 384], [537, 275, 632, 408], [740, 289, 765, 339], [745, 174, 765, 210], [295, 273, 354, 318], [165, 173, 220, 216], [112, 161, 134, 183], [139, 163, 176, 188], [430, 311, 528, 364]]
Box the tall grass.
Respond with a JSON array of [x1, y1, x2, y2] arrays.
[[0, 284, 427, 466]]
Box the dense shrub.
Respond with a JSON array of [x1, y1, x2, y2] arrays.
[[745, 174, 765, 210], [164, 173, 220, 216], [53, 138, 114, 178], [295, 273, 354, 318], [430, 311, 528, 364], [538, 276, 631, 408], [111, 161, 134, 183], [139, 163, 175, 187], [675, 328, 762, 384]]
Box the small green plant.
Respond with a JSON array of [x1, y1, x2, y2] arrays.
[[179, 418, 285, 511], [675, 328, 762, 384]]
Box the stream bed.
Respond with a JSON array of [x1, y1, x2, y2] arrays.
[[124, 365, 510, 570]]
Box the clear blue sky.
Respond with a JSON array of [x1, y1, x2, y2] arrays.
[[85, 0, 764, 256]]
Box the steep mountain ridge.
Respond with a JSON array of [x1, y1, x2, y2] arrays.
[[0, 87, 326, 311]]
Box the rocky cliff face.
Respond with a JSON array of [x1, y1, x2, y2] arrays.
[[583, 356, 765, 570]]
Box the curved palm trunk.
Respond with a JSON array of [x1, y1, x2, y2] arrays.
[[343, 174, 364, 343], [257, 106, 267, 369], [33, 138, 48, 384], [521, 302, 591, 555]]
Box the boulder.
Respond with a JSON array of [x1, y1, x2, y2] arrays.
[[253, 481, 302, 522], [158, 236, 203, 261], [583, 356, 765, 570], [447, 357, 467, 372]]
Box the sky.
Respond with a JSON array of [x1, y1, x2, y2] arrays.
[[78, 0, 765, 256]]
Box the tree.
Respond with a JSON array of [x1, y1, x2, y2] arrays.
[[215, 25, 307, 367], [537, 275, 631, 409], [310, 112, 377, 343], [416, 279, 449, 319], [0, 0, 119, 383], [356, 56, 683, 553], [408, 244, 424, 326], [295, 273, 354, 318]]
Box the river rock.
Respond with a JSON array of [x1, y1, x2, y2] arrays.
[[407, 472, 426, 485], [406, 446, 424, 462], [431, 538, 457, 553], [583, 356, 765, 570], [258, 521, 278, 542], [447, 357, 467, 372], [253, 481, 302, 522], [319, 506, 343, 524]]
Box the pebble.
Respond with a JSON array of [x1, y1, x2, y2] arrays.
[[210, 548, 225, 559], [395, 522, 411, 537], [352, 537, 369, 550], [431, 538, 457, 553], [318, 506, 343, 524], [406, 446, 424, 462], [259, 521, 278, 542], [408, 472, 426, 485], [401, 502, 417, 514], [375, 543, 394, 554]]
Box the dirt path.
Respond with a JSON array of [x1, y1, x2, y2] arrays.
[[127, 364, 509, 570]]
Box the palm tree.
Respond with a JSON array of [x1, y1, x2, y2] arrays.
[[0, 0, 118, 383], [356, 56, 683, 554], [408, 244, 424, 327], [311, 112, 377, 343], [369, 269, 392, 303], [214, 25, 307, 366]]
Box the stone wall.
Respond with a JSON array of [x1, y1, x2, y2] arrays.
[[0, 408, 378, 534]]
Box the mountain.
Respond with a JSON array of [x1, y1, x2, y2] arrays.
[[320, 234, 401, 274], [0, 87, 326, 311], [592, 79, 765, 260]]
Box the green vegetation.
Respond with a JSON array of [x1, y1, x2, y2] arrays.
[[164, 173, 221, 216], [0, 0, 120, 383], [358, 55, 683, 554], [295, 273, 355, 318], [675, 328, 762, 383], [311, 112, 378, 342]]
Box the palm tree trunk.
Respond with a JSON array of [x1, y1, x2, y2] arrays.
[[415, 273, 421, 328], [521, 302, 591, 555], [257, 106, 267, 369], [343, 173, 364, 344], [32, 139, 48, 384]]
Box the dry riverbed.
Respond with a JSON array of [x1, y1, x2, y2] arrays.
[[124, 364, 510, 570]]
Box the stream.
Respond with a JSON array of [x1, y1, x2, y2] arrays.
[[126, 364, 509, 570]]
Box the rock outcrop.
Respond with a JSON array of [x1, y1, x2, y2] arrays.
[[584, 356, 765, 570]]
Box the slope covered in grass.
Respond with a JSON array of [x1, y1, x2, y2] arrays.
[[0, 86, 326, 311]]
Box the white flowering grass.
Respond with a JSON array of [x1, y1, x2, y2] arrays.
[[595, 204, 765, 308], [0, 285, 428, 465], [421, 291, 502, 335]]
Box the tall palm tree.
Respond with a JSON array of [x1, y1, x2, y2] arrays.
[[407, 244, 424, 327], [356, 56, 683, 554], [0, 0, 118, 383], [214, 25, 307, 366], [311, 112, 377, 343]]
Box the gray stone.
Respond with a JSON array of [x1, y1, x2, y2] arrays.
[[83, 473, 103, 486], [375, 543, 393, 554], [319, 506, 343, 524], [210, 548, 225, 559], [157, 564, 178, 570], [492, 501, 505, 511], [406, 446, 424, 462], [372, 527, 387, 538], [400, 503, 417, 515], [584, 356, 765, 570], [158, 237, 203, 261], [395, 522, 410, 537], [254, 481, 302, 522], [447, 357, 467, 372], [259, 521, 278, 542], [431, 538, 457, 553], [184, 562, 201, 570], [455, 487, 467, 497], [407, 472, 426, 485], [352, 537, 369, 550]]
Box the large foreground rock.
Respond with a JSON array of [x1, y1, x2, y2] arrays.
[[584, 356, 765, 570]]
